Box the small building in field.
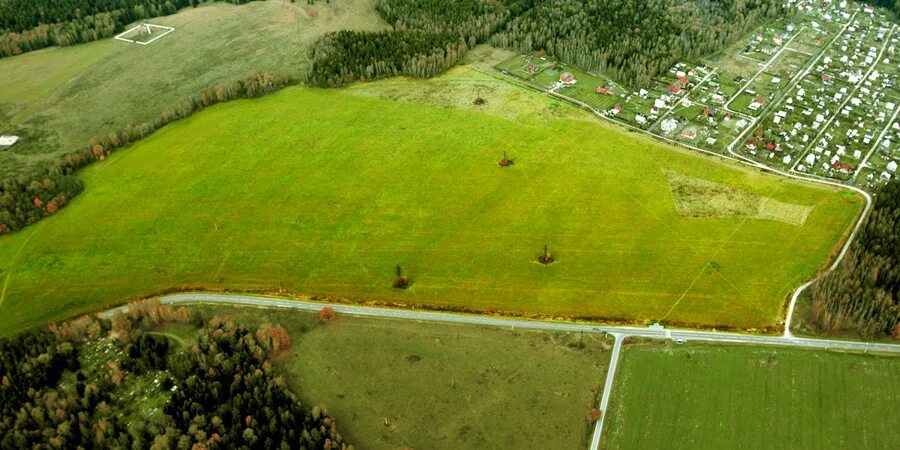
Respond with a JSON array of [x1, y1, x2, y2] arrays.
[[668, 84, 681, 95], [596, 86, 611, 95], [559, 72, 576, 85], [0, 135, 19, 148], [526, 63, 540, 73]]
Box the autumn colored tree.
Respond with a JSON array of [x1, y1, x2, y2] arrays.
[[320, 306, 337, 323]]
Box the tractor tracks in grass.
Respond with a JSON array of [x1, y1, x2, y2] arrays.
[[0, 222, 42, 309]]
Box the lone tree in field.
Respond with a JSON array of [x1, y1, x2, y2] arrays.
[[319, 306, 336, 323], [498, 150, 513, 167], [393, 264, 410, 289], [538, 244, 554, 264]]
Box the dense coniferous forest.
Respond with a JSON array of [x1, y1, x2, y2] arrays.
[[870, 0, 900, 15], [810, 181, 900, 338], [0, 0, 256, 57], [309, 0, 782, 87], [307, 0, 519, 86], [0, 300, 350, 449], [491, 0, 783, 86]]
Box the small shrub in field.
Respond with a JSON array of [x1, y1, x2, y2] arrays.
[[393, 264, 410, 289], [319, 306, 336, 323], [538, 245, 554, 264]]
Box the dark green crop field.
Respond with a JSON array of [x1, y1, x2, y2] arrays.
[[603, 341, 900, 449]]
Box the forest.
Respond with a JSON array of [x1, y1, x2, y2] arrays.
[[491, 0, 783, 86], [0, 0, 255, 57], [871, 0, 900, 15], [309, 0, 783, 87], [810, 180, 900, 338], [0, 299, 351, 449]]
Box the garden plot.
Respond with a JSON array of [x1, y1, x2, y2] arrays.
[[495, 53, 555, 81]]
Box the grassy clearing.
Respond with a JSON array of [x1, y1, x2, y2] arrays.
[[603, 341, 900, 449], [346, 48, 592, 125], [182, 304, 611, 449], [0, 0, 386, 178], [0, 84, 862, 334]]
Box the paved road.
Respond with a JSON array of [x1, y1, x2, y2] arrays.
[[106, 292, 900, 354], [589, 334, 623, 450], [103, 292, 898, 450]]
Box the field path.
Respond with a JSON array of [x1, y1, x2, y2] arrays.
[[0, 223, 42, 308]]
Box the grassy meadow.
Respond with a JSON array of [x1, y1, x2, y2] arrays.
[[0, 0, 386, 178], [602, 341, 900, 449], [0, 83, 861, 335], [166, 304, 611, 449]]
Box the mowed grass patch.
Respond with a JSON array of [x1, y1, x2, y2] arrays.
[[602, 341, 900, 449], [0, 40, 117, 103], [182, 304, 611, 449], [0, 87, 862, 334], [666, 170, 813, 225], [345, 59, 593, 125], [0, 0, 386, 178]]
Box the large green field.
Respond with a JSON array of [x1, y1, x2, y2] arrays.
[[0, 0, 386, 178], [0, 82, 861, 334], [602, 341, 900, 449], [168, 304, 611, 449]]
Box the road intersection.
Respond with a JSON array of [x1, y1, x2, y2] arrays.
[[100, 291, 899, 450]]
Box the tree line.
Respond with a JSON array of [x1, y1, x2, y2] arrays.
[[809, 180, 900, 338], [0, 0, 257, 57], [308, 0, 782, 87], [491, 0, 782, 87], [1, 299, 351, 449], [307, 0, 522, 86], [0, 72, 295, 234], [869, 0, 900, 15]]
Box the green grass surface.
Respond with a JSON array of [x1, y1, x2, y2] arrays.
[[0, 0, 386, 178], [185, 304, 611, 449], [0, 84, 862, 335], [603, 341, 900, 449]]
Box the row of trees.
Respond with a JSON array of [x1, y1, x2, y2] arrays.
[[0, 0, 256, 57], [1, 300, 350, 449], [0, 72, 295, 234], [809, 180, 900, 338]]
